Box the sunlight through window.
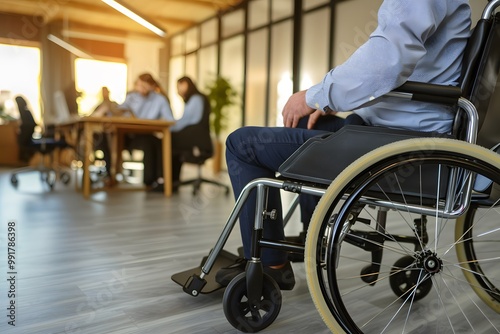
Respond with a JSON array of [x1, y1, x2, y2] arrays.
[[74, 59, 127, 116], [0, 44, 41, 122]]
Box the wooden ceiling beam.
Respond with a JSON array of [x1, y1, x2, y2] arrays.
[[0, 0, 244, 37]]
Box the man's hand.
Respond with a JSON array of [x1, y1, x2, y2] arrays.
[[282, 90, 315, 128], [306, 109, 323, 129]]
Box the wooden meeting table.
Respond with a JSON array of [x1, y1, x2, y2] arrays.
[[56, 116, 175, 198]]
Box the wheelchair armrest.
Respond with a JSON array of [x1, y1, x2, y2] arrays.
[[278, 125, 452, 185], [391, 81, 462, 105]]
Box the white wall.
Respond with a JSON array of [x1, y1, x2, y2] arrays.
[[124, 38, 166, 92]]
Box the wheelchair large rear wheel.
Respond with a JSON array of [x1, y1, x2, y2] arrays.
[[305, 138, 500, 333], [455, 203, 500, 313]]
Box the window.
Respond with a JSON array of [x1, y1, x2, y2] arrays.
[[0, 43, 41, 122], [222, 9, 245, 38], [201, 18, 218, 46], [249, 0, 270, 29], [74, 59, 127, 116]]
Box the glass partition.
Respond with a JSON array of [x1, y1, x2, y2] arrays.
[[246, 28, 269, 126], [169, 0, 391, 128], [272, 0, 293, 22], [303, 0, 329, 11], [170, 34, 185, 57], [249, 0, 270, 29], [201, 18, 219, 46], [185, 53, 198, 84], [269, 20, 293, 126], [185, 27, 199, 53], [333, 0, 381, 65], [169, 56, 186, 118], [222, 9, 245, 38], [300, 8, 330, 89], [198, 45, 218, 94], [0, 44, 41, 122], [220, 35, 244, 133]]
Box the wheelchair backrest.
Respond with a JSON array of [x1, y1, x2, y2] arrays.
[[467, 13, 500, 149]]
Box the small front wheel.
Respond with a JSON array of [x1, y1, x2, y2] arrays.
[[10, 175, 18, 187], [60, 172, 71, 185], [223, 272, 282, 333], [389, 255, 432, 301]]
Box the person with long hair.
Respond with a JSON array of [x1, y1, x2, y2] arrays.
[[119, 73, 174, 187], [148, 76, 211, 192]]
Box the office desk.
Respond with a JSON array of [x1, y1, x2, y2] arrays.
[[56, 117, 175, 198]]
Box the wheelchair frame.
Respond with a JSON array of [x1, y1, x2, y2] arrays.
[[182, 74, 480, 295]]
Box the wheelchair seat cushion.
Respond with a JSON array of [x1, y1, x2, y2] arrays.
[[278, 125, 452, 186]]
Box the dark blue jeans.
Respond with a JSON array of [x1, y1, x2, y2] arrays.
[[225, 114, 364, 266]]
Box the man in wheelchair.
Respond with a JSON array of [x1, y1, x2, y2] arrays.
[[175, 0, 500, 332], [215, 0, 472, 290]]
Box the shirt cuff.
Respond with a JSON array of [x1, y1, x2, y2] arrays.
[[305, 83, 332, 112]]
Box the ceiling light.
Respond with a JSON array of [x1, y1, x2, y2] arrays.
[[101, 0, 167, 37], [47, 34, 93, 58]]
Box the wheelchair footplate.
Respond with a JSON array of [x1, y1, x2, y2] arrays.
[[171, 249, 239, 295]]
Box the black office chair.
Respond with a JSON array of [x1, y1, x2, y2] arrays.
[[173, 96, 230, 196], [10, 96, 70, 190]]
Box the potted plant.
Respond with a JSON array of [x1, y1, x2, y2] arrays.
[[0, 103, 17, 124], [205, 75, 238, 173]]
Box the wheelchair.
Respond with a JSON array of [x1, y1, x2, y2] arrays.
[[173, 1, 500, 332]]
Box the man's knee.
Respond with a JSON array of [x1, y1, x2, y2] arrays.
[[226, 127, 259, 163]]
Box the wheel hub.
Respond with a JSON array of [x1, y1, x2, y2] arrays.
[[418, 251, 442, 275]]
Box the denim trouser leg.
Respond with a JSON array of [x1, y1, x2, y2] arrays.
[[225, 126, 330, 266]]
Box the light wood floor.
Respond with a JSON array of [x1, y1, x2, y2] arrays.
[[0, 166, 329, 334], [1, 166, 498, 334]]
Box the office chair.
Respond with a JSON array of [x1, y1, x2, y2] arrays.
[[173, 97, 230, 196], [10, 96, 70, 190]]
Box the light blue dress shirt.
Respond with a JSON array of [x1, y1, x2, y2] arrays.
[[305, 0, 471, 133], [170, 94, 204, 133], [119, 91, 174, 121]]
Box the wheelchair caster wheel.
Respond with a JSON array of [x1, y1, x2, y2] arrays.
[[360, 264, 379, 285], [10, 175, 18, 188], [390, 255, 432, 301], [45, 172, 56, 190], [223, 272, 282, 333], [60, 172, 71, 185]]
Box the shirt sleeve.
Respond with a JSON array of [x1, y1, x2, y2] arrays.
[[170, 95, 204, 132], [118, 93, 134, 111], [306, 0, 449, 112], [159, 96, 175, 121]]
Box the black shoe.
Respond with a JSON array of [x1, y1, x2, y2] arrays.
[[215, 258, 247, 287], [264, 262, 295, 290], [215, 258, 295, 290], [148, 181, 164, 193]]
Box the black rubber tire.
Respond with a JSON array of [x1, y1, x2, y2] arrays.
[[222, 272, 282, 333], [389, 255, 432, 301]]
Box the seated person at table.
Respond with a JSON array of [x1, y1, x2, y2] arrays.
[[91, 86, 118, 176], [92, 86, 119, 117], [147, 76, 210, 193], [117, 73, 174, 187]]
